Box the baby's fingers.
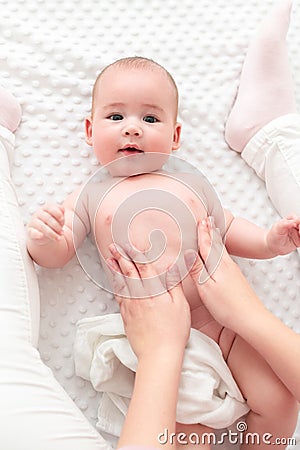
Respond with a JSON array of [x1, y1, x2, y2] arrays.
[[276, 216, 300, 233], [27, 204, 65, 243], [27, 227, 45, 241], [28, 216, 62, 242], [39, 205, 65, 230]]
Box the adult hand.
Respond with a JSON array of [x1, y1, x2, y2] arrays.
[[185, 220, 300, 403], [185, 218, 262, 333], [108, 244, 191, 449], [107, 243, 191, 360]]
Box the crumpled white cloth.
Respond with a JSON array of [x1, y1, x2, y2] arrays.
[[74, 313, 249, 437]]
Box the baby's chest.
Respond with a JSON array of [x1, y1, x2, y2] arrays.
[[93, 177, 207, 265]]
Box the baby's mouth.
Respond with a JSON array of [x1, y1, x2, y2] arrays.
[[119, 147, 144, 156]]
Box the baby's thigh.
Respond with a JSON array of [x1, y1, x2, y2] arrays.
[[227, 335, 295, 415]]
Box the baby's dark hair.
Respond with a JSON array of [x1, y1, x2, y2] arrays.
[[91, 56, 179, 118]]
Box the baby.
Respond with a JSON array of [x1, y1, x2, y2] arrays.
[[27, 20, 299, 450]]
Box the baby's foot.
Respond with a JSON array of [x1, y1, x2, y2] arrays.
[[0, 87, 22, 132]]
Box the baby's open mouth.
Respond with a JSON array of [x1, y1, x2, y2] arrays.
[[119, 147, 144, 155]]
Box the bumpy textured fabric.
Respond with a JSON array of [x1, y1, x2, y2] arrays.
[[0, 1, 299, 448]]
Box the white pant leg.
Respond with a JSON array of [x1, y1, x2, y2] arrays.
[[0, 126, 40, 346], [0, 126, 110, 450], [241, 114, 300, 218]]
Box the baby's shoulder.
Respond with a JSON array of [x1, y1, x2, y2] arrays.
[[170, 170, 224, 225], [166, 170, 213, 198], [80, 176, 119, 199]]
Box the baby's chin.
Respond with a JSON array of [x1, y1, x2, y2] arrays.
[[106, 152, 169, 177]]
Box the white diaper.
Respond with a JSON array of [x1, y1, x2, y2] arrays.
[[74, 313, 249, 437]]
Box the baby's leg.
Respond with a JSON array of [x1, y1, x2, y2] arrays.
[[0, 90, 108, 450], [225, 0, 297, 152], [175, 422, 212, 449], [227, 335, 298, 450]]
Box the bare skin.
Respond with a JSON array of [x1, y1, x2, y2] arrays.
[[113, 217, 300, 449]]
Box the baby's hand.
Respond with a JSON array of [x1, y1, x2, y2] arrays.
[[27, 204, 65, 245], [266, 216, 300, 256]]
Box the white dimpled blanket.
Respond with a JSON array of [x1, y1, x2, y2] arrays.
[[1, 0, 299, 449]]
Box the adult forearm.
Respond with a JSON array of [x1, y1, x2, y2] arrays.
[[117, 350, 184, 450], [192, 218, 300, 399]]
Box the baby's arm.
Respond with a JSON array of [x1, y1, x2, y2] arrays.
[[225, 215, 300, 259], [27, 188, 89, 268]]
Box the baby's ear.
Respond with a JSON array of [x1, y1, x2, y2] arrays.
[[85, 116, 93, 146], [172, 122, 181, 151]]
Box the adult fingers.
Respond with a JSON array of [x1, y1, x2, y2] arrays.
[[197, 218, 225, 283], [165, 263, 182, 292], [108, 243, 146, 299], [184, 248, 210, 285], [124, 244, 167, 297], [107, 259, 130, 303], [184, 218, 225, 285], [166, 264, 191, 313]]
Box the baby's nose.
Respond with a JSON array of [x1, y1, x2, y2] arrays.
[[123, 123, 142, 137]]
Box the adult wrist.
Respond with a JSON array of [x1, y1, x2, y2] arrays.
[[138, 345, 185, 369]]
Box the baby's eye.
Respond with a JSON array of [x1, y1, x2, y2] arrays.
[[143, 115, 158, 123], [108, 114, 123, 121]]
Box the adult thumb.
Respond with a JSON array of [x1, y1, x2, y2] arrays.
[[165, 264, 185, 295], [166, 264, 191, 324], [184, 249, 209, 285], [166, 264, 182, 291]]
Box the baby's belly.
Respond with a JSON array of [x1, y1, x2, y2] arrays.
[[181, 276, 236, 359], [92, 172, 236, 359], [96, 230, 236, 359]]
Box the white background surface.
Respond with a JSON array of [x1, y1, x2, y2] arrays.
[[1, 0, 299, 448]]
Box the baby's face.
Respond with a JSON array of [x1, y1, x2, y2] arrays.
[[85, 66, 181, 175]]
